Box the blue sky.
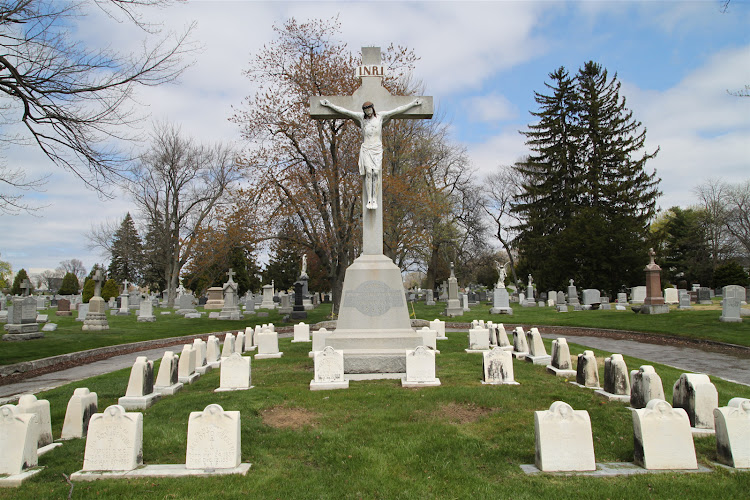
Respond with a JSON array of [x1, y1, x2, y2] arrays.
[[1, 0, 748, 280]]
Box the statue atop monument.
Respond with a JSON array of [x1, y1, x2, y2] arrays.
[[320, 98, 422, 209]]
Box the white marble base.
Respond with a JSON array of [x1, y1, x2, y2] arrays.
[[214, 386, 254, 393], [255, 352, 283, 360], [465, 349, 490, 354], [346, 372, 404, 381], [0, 467, 44, 487], [570, 382, 601, 390], [512, 352, 527, 360], [526, 354, 551, 365], [520, 462, 711, 476], [70, 463, 251, 481], [310, 380, 349, 391], [38, 442, 63, 456], [402, 378, 441, 388], [691, 427, 716, 437], [194, 365, 211, 375], [436, 335, 448, 340], [291, 339, 312, 343], [481, 380, 519, 386], [594, 389, 631, 402], [178, 373, 200, 385], [546, 366, 577, 378], [206, 361, 221, 370], [117, 393, 161, 410], [244, 345, 257, 352], [154, 383, 183, 396]]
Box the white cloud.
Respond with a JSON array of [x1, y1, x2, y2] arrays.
[[463, 93, 518, 123], [466, 127, 528, 178]]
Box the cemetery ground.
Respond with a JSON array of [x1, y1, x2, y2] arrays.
[[2, 298, 748, 368], [1, 331, 749, 498]]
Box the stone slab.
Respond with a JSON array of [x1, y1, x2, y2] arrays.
[[310, 381, 349, 391], [254, 353, 283, 360], [117, 393, 160, 411], [401, 378, 441, 388], [0, 467, 44, 487], [546, 366, 577, 378], [178, 373, 200, 385], [594, 389, 631, 403], [526, 354, 551, 366], [520, 462, 711, 476], [153, 383, 183, 396], [70, 463, 251, 481]]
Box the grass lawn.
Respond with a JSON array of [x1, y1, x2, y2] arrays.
[[2, 334, 749, 499], [2, 298, 748, 366]]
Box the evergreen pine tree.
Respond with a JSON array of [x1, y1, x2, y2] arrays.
[[101, 279, 119, 301], [515, 67, 581, 289], [11, 268, 31, 295], [575, 62, 660, 292], [514, 63, 661, 294], [142, 215, 169, 292], [264, 241, 301, 292], [108, 213, 145, 285], [58, 272, 80, 295]]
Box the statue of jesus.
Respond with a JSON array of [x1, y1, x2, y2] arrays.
[[320, 98, 422, 210]]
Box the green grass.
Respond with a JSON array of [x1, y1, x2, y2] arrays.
[[0, 305, 334, 365], [2, 335, 749, 499]]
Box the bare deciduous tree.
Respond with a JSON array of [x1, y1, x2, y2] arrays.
[[0, 0, 195, 213], [483, 164, 523, 288], [124, 122, 241, 306], [57, 258, 87, 284]]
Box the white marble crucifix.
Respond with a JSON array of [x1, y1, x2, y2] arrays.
[[310, 46, 433, 256], [226, 268, 236, 283], [93, 269, 103, 297]]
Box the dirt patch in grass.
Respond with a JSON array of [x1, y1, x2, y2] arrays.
[[261, 406, 319, 430], [437, 402, 494, 424]]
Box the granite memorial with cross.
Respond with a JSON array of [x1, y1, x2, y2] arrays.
[[309, 46, 433, 379]]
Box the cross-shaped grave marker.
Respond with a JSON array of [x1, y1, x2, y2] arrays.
[[310, 47, 433, 256]]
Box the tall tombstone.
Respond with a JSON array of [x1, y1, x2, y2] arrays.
[[720, 285, 744, 323], [678, 289, 692, 310], [481, 347, 517, 385], [221, 333, 236, 359], [136, 300, 156, 322], [512, 327, 529, 359], [566, 279, 580, 306], [310, 346, 349, 390], [206, 335, 221, 367], [3, 296, 42, 338], [714, 398, 750, 468], [178, 344, 199, 384], [534, 401, 596, 472], [217, 352, 253, 392], [61, 388, 98, 440], [0, 404, 38, 476], [83, 269, 109, 330], [425, 289, 435, 306], [186, 404, 241, 470], [546, 338, 576, 378], [672, 373, 718, 429], [291, 280, 307, 320], [490, 286, 512, 315], [430, 319, 447, 340], [640, 248, 669, 314], [16, 394, 53, 448], [525, 328, 550, 365], [444, 262, 463, 317], [219, 269, 241, 320], [630, 365, 665, 409], [154, 351, 182, 395], [632, 399, 697, 470], [259, 284, 275, 309], [82, 405, 143, 471], [193, 338, 208, 372], [575, 350, 600, 389]]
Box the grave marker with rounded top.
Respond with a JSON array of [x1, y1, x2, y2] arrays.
[[632, 399, 697, 469], [61, 388, 98, 440], [714, 398, 750, 468], [534, 401, 595, 472]]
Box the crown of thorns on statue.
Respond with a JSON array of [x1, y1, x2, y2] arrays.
[[362, 101, 376, 116]]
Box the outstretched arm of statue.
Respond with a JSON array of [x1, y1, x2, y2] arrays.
[[381, 98, 422, 121], [320, 99, 362, 122]]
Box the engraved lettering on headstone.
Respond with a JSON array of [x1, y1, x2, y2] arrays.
[[341, 280, 404, 316]]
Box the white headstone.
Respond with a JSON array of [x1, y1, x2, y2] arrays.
[[632, 399, 697, 470], [630, 286, 647, 303], [547, 338, 576, 378], [186, 404, 241, 470], [193, 338, 207, 369], [310, 346, 349, 390], [61, 388, 98, 440], [136, 300, 155, 322], [402, 346, 440, 387], [663, 288, 679, 304], [235, 331, 246, 353], [154, 351, 182, 395], [82, 405, 143, 471], [467, 327, 490, 352], [602, 354, 631, 397], [714, 398, 750, 468], [630, 365, 665, 409], [16, 394, 53, 448], [512, 327, 529, 358], [178, 345, 198, 384], [534, 401, 596, 472], [495, 323, 512, 348], [255, 329, 282, 359], [118, 356, 160, 409], [206, 335, 221, 365], [481, 347, 517, 385], [430, 319, 447, 339], [720, 285, 744, 323], [310, 327, 331, 357], [419, 327, 437, 351], [292, 322, 311, 343], [217, 352, 253, 391], [221, 333, 236, 359], [0, 404, 38, 475], [525, 328, 550, 365], [672, 373, 718, 429]]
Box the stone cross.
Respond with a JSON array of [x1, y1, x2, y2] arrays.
[[20, 279, 30, 296], [226, 268, 236, 283], [93, 269, 104, 298], [310, 46, 433, 256], [122, 280, 129, 293]]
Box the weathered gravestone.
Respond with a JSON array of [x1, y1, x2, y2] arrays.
[[216, 352, 253, 392], [136, 300, 155, 322], [219, 269, 241, 320], [204, 287, 224, 310], [575, 350, 600, 389], [402, 345, 440, 387], [525, 328, 550, 365], [118, 356, 160, 410], [546, 338, 576, 378], [154, 351, 182, 396], [630, 365, 665, 409], [512, 327, 529, 359], [56, 298, 71, 316], [60, 388, 98, 440], [714, 397, 750, 468], [16, 394, 53, 448], [3, 296, 42, 339], [595, 354, 630, 402], [186, 404, 241, 470], [178, 344, 199, 384], [310, 346, 349, 390], [481, 347, 517, 385], [632, 399, 697, 470], [81, 405, 142, 472], [0, 404, 39, 477], [673, 373, 718, 430]]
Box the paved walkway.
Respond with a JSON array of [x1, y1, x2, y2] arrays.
[[1, 329, 747, 403]]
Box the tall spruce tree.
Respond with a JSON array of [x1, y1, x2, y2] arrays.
[[514, 63, 660, 294], [108, 213, 145, 285], [515, 67, 581, 288]]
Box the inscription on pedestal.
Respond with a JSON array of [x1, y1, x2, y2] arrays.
[[341, 280, 404, 317]]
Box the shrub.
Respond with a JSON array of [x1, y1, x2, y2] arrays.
[[58, 272, 80, 295], [101, 279, 119, 301], [82, 278, 94, 303], [713, 261, 749, 289]]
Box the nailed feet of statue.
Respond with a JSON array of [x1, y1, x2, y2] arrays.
[[366, 200, 378, 210]]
